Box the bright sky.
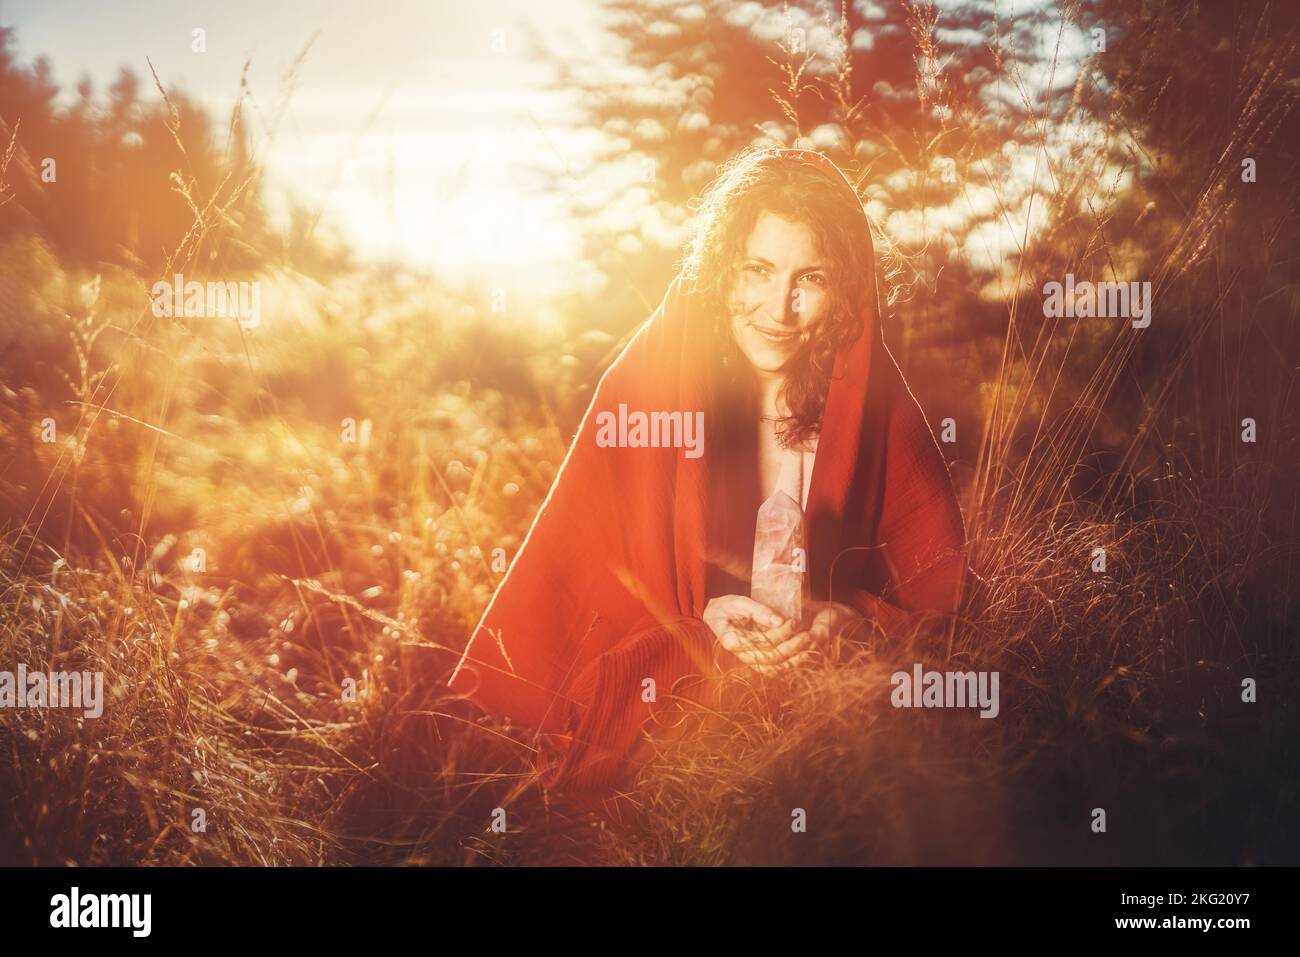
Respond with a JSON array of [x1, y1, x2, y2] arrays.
[[3, 0, 1108, 303], [3, 0, 612, 295]]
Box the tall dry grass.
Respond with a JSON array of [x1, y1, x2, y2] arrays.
[[1, 1, 1297, 865]]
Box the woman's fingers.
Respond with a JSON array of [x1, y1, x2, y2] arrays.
[[731, 629, 811, 666], [752, 618, 794, 646], [702, 601, 732, 635], [716, 617, 794, 654], [776, 649, 815, 672], [703, 595, 786, 640], [712, 610, 788, 648], [751, 647, 816, 676], [724, 595, 785, 630], [809, 603, 867, 646], [716, 622, 790, 656], [714, 628, 748, 654], [707, 595, 810, 673]]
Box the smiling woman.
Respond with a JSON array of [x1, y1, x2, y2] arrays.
[[731, 214, 830, 371], [449, 145, 968, 800]]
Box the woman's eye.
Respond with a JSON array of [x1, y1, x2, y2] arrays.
[[741, 264, 823, 285]]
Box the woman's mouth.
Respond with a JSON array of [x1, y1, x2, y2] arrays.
[[748, 322, 800, 345]]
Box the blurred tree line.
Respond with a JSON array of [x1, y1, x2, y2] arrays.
[[0, 25, 358, 281], [0, 27, 265, 272], [1, 1, 1296, 548], [544, 0, 1299, 512]]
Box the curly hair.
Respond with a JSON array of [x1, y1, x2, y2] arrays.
[[679, 146, 878, 447]]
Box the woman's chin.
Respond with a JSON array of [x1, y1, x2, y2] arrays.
[[736, 340, 796, 375], [746, 350, 795, 375]]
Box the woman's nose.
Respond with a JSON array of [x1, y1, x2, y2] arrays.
[[766, 278, 799, 325]]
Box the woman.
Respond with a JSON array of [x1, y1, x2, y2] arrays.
[[448, 146, 966, 797]]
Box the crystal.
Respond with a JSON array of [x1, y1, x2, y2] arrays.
[[750, 449, 806, 622]]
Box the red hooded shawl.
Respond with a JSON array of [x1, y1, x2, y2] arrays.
[[448, 148, 966, 793]]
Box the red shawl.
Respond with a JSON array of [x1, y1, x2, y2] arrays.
[[448, 148, 966, 794]]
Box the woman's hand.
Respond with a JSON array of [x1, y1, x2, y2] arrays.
[[806, 601, 867, 649], [703, 595, 810, 675], [769, 602, 867, 672]]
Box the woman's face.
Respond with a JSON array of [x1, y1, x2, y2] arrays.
[[727, 210, 830, 375]]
